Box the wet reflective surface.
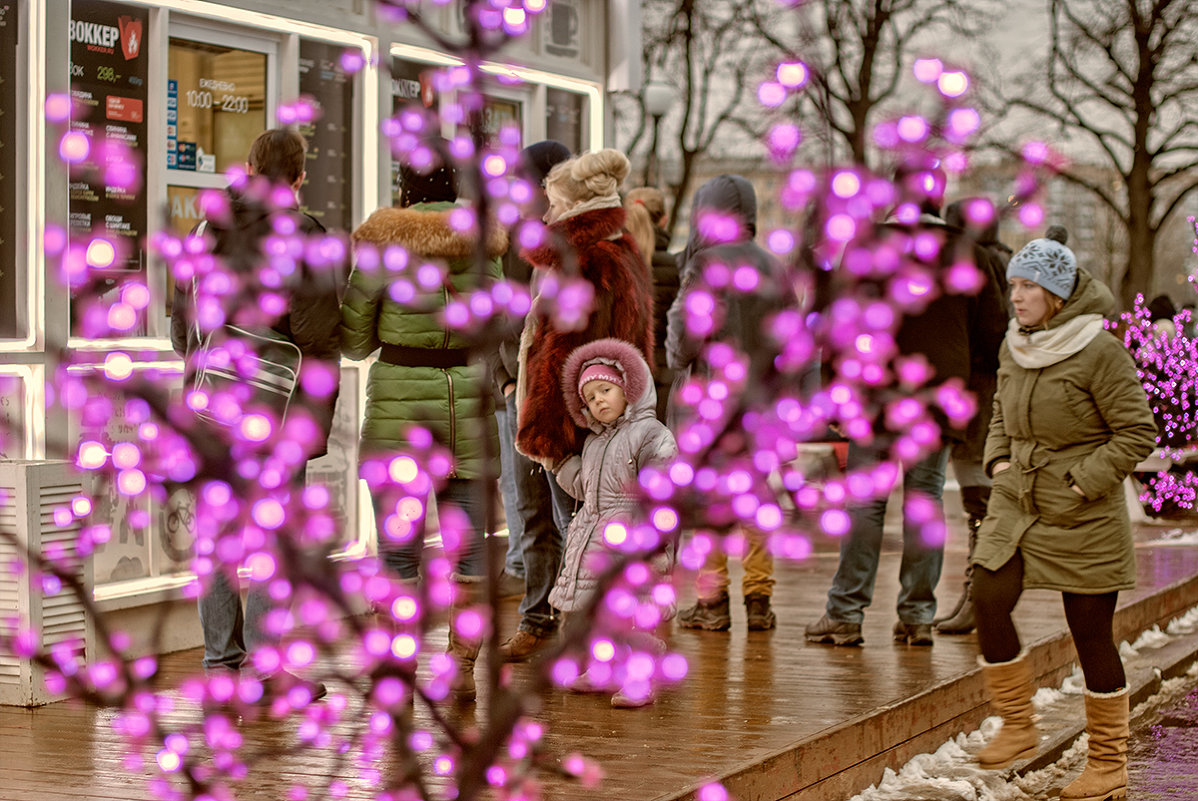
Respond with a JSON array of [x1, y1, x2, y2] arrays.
[[1127, 680, 1198, 800]]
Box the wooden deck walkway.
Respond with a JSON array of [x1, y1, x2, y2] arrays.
[[3, 508, 1198, 801]]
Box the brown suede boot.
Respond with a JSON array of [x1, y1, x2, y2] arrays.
[[1059, 688, 1129, 801], [976, 651, 1040, 770], [447, 581, 482, 703]]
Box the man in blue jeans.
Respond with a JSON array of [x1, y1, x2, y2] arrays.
[[490, 140, 574, 661], [173, 129, 343, 700], [805, 163, 1007, 647]]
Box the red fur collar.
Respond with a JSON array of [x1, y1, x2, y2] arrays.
[[521, 206, 627, 270]]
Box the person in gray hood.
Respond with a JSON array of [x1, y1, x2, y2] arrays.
[[666, 174, 786, 632]]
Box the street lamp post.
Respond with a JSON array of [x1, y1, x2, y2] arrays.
[[642, 81, 675, 187]]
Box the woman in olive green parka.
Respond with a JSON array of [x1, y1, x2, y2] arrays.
[[969, 227, 1154, 801]]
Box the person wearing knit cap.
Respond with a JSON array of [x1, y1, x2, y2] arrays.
[[500, 149, 655, 662], [968, 225, 1155, 801], [551, 338, 677, 708]]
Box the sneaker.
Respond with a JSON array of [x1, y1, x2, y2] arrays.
[[611, 683, 655, 708], [496, 570, 525, 600], [804, 614, 863, 646], [677, 593, 732, 631], [256, 670, 327, 705], [498, 629, 553, 663], [744, 594, 777, 631], [892, 621, 934, 646], [567, 670, 607, 694]]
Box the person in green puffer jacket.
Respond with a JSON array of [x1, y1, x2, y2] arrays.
[[340, 148, 506, 701]]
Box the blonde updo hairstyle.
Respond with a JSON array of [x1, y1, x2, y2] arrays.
[[624, 187, 667, 269], [544, 148, 631, 213]]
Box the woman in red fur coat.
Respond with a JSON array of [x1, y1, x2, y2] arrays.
[[515, 148, 654, 471]]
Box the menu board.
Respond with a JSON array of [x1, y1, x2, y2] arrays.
[[0, 2, 19, 338], [68, 0, 148, 274], [298, 40, 355, 233]]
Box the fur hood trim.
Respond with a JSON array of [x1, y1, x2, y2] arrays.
[[561, 338, 652, 429], [522, 206, 627, 271], [352, 205, 508, 259]]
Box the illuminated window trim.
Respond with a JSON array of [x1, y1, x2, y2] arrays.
[[0, 2, 47, 353], [390, 42, 604, 150], [0, 365, 45, 460]]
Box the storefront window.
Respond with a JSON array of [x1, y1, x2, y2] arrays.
[[0, 2, 19, 339], [68, 0, 150, 337], [391, 57, 440, 207], [168, 38, 266, 174], [298, 39, 355, 233], [546, 87, 583, 154]]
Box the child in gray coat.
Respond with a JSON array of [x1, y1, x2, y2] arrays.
[[552, 338, 678, 707]]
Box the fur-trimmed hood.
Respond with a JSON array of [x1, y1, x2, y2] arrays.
[[352, 202, 508, 260], [522, 206, 627, 271], [562, 338, 655, 432]]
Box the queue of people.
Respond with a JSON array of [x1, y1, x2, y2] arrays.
[[173, 128, 1155, 797]]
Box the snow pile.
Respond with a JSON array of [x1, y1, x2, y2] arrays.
[[1141, 527, 1198, 546]]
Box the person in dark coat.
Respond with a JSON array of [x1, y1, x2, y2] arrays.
[[933, 199, 1014, 635], [492, 141, 573, 602], [624, 186, 679, 422], [667, 174, 786, 633], [805, 168, 1008, 648], [499, 148, 655, 662], [170, 128, 344, 702]]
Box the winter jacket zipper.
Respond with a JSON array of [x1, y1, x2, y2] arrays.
[[444, 368, 457, 475]]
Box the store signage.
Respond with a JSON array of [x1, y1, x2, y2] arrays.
[[68, 0, 149, 289]]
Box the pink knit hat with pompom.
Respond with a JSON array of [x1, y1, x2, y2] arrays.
[[578, 363, 625, 399]]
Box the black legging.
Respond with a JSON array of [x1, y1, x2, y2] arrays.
[[973, 550, 1126, 693]]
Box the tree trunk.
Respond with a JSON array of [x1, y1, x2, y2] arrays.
[[667, 148, 698, 243]]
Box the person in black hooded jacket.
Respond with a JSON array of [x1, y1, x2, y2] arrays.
[[667, 174, 786, 633], [170, 128, 344, 702]]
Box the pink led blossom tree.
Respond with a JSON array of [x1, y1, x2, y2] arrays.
[[0, 2, 1068, 800]]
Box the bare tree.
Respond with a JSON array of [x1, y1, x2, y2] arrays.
[[619, 0, 792, 237], [1002, 0, 1198, 308], [752, 0, 998, 169]]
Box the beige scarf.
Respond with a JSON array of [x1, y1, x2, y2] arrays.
[[1005, 314, 1105, 369]]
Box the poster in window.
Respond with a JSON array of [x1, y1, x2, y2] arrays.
[[68, 0, 150, 335], [546, 88, 583, 155], [479, 95, 522, 148], [391, 58, 442, 206], [0, 2, 18, 339], [0, 374, 25, 460], [298, 40, 355, 234]]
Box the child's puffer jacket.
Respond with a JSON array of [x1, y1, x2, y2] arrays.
[[549, 338, 678, 612]]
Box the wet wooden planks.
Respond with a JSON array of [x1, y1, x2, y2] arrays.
[[2, 522, 1197, 801]]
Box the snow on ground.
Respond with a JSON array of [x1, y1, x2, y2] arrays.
[[846, 602, 1198, 801], [1141, 527, 1198, 546]]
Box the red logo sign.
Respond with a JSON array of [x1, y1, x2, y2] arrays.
[[107, 96, 144, 123], [118, 16, 142, 61]]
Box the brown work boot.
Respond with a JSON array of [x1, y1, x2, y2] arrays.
[[447, 582, 482, 702], [498, 629, 553, 663], [744, 594, 777, 631]]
